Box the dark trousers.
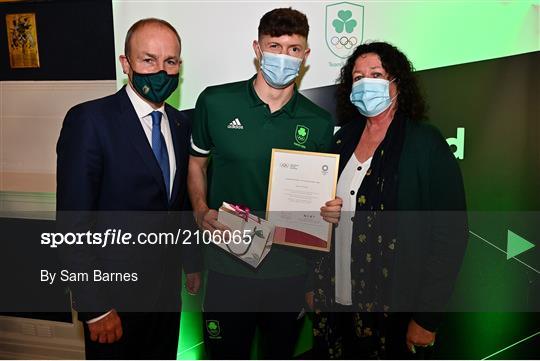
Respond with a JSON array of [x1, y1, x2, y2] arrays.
[[203, 271, 306, 359], [83, 312, 180, 360]]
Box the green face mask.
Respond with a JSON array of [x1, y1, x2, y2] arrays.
[[130, 69, 179, 104]]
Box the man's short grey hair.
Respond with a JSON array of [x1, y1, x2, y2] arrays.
[[124, 18, 181, 57]]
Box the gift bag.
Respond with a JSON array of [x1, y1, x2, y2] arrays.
[[216, 202, 274, 268]]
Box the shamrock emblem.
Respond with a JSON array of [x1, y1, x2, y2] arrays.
[[295, 125, 310, 145], [332, 10, 357, 33], [206, 320, 221, 337]]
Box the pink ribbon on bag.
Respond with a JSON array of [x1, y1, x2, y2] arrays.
[[230, 203, 261, 224]]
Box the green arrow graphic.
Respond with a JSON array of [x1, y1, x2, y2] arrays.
[[506, 230, 535, 260]]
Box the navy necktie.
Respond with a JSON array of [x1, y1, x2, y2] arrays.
[[150, 111, 170, 199]]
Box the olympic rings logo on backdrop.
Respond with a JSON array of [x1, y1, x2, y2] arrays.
[[325, 3, 364, 59], [330, 36, 358, 50]]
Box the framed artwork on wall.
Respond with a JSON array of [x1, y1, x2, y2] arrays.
[[6, 12, 40, 68]]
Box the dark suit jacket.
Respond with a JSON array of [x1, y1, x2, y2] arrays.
[[56, 86, 200, 320]]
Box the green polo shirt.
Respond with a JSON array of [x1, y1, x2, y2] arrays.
[[191, 75, 334, 278]]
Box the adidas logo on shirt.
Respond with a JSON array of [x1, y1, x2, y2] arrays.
[[227, 118, 244, 130]]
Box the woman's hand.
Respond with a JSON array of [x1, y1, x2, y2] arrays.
[[406, 319, 436, 353], [321, 197, 343, 224], [305, 291, 314, 310]]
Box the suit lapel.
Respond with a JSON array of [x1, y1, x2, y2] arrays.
[[166, 106, 187, 206], [117, 88, 168, 204]]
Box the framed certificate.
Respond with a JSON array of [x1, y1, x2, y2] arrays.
[[266, 149, 339, 252]]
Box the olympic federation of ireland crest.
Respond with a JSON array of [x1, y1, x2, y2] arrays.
[[326, 2, 364, 59], [294, 125, 310, 148], [206, 320, 221, 339]]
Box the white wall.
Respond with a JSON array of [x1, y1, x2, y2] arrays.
[[0, 80, 116, 214]]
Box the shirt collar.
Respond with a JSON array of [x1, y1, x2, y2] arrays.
[[125, 83, 166, 119], [246, 74, 299, 117]]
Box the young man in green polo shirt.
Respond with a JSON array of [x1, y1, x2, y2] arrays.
[[188, 7, 341, 359]]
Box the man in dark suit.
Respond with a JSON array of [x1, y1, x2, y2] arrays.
[[56, 18, 201, 359]]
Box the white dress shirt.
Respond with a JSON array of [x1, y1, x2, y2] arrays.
[[126, 83, 176, 196], [334, 154, 372, 305]]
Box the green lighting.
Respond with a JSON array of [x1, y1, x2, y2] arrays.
[[384, 1, 539, 71], [177, 273, 205, 360], [481, 330, 540, 360], [177, 311, 204, 360]]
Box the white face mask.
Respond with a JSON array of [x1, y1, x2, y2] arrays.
[[350, 78, 396, 117]]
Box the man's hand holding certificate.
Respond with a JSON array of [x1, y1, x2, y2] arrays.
[[213, 149, 340, 268]]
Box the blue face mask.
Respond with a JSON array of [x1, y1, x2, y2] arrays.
[[260, 51, 303, 89], [350, 78, 396, 117]]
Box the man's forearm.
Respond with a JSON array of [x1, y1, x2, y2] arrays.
[[187, 157, 210, 217]]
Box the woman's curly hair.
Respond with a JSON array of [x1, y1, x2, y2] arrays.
[[336, 41, 427, 125]]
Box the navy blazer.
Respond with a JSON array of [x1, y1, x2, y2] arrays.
[[56, 87, 200, 319]]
